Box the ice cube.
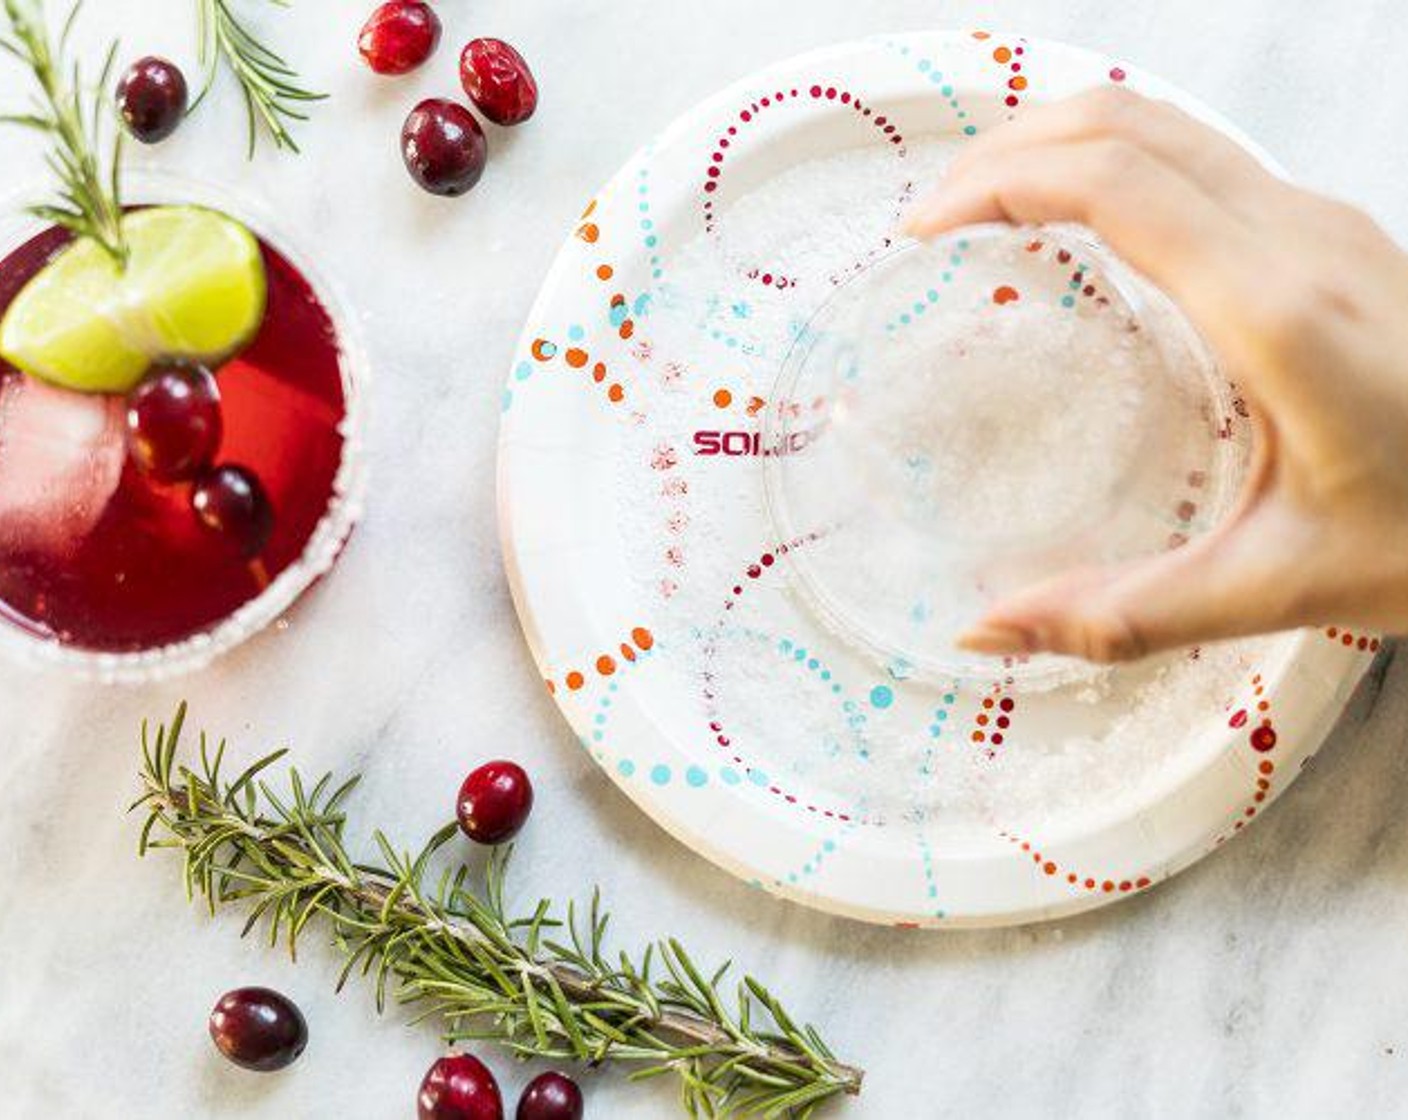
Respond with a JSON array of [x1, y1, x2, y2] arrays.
[[0, 372, 125, 555]]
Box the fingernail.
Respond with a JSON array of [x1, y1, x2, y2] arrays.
[[956, 623, 1036, 655]]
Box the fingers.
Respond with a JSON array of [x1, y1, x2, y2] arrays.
[[944, 87, 1278, 212], [956, 502, 1313, 662]]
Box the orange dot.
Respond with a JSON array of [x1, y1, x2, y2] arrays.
[[1257, 700, 1269, 711], [1258, 760, 1274, 775], [992, 285, 1020, 305], [596, 264, 614, 280], [973, 30, 991, 40], [976, 714, 989, 726], [982, 697, 995, 709], [1102, 881, 1114, 892], [531, 338, 556, 361], [1254, 791, 1266, 803], [619, 643, 637, 662], [592, 362, 607, 383], [1009, 74, 1028, 91], [993, 46, 1012, 63], [565, 671, 585, 691], [577, 222, 599, 243], [713, 388, 733, 408], [971, 731, 985, 743], [632, 627, 655, 651], [619, 320, 635, 339], [1043, 862, 1056, 875], [608, 383, 625, 402], [565, 348, 588, 368], [1084, 878, 1095, 889], [545, 680, 556, 694], [1326, 627, 1339, 638], [596, 655, 616, 676]]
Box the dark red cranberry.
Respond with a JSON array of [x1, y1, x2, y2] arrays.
[[191, 465, 274, 558], [358, 1, 442, 75], [517, 1071, 583, 1120], [401, 99, 487, 196], [459, 38, 538, 126], [115, 56, 188, 143], [419, 1053, 504, 1120], [208, 987, 308, 1072], [456, 761, 534, 844], [125, 363, 223, 482]]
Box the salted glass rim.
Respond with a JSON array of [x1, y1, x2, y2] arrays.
[[0, 168, 370, 684]]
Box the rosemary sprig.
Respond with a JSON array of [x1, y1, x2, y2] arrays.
[[0, 0, 126, 265], [193, 0, 323, 156], [134, 705, 864, 1119]]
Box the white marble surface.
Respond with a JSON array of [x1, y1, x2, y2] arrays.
[[3, 1, 1408, 1116]]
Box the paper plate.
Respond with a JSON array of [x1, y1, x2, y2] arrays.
[[497, 29, 1376, 927]]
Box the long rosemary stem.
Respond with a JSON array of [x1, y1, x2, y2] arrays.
[[134, 705, 863, 1119]]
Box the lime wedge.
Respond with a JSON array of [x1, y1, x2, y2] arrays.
[[0, 206, 267, 394]]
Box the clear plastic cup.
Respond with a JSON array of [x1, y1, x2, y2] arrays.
[[763, 223, 1239, 687], [0, 171, 369, 683]]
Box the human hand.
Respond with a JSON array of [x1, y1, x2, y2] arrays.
[[905, 86, 1408, 663]]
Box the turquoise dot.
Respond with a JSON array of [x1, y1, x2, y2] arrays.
[[927, 289, 939, 302], [929, 724, 941, 737], [538, 340, 558, 358], [618, 759, 636, 777], [807, 658, 819, 670], [1062, 295, 1076, 308], [918, 59, 931, 72], [591, 730, 602, 742], [645, 235, 658, 247], [514, 360, 532, 381], [500, 389, 512, 411], [943, 693, 956, 704], [820, 670, 831, 681], [937, 710, 948, 721], [823, 839, 836, 853], [747, 768, 769, 787], [780, 638, 793, 652], [941, 85, 953, 97], [870, 685, 894, 709], [638, 201, 649, 211], [832, 684, 842, 694], [594, 714, 606, 725], [609, 303, 628, 327], [913, 301, 925, 314], [957, 239, 970, 250], [942, 271, 952, 282], [567, 324, 585, 341], [641, 219, 654, 231], [963, 125, 977, 136], [720, 767, 741, 786], [900, 313, 911, 324], [650, 764, 672, 786], [686, 766, 708, 788], [929, 71, 944, 84], [794, 648, 806, 661]]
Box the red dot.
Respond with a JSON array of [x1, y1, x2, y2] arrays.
[[810, 85, 822, 97], [1251, 725, 1278, 752], [1005, 94, 1019, 107], [1110, 66, 1126, 82], [825, 87, 837, 99], [999, 698, 1015, 712]]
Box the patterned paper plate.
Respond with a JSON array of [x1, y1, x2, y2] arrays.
[[497, 30, 1375, 927]]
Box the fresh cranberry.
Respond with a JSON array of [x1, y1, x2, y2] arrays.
[[456, 761, 534, 844], [401, 99, 487, 196], [125, 363, 223, 482], [191, 465, 274, 558], [208, 987, 308, 1072], [517, 1071, 583, 1120], [459, 38, 538, 127], [358, 1, 441, 75], [419, 1054, 504, 1120], [115, 56, 188, 143]]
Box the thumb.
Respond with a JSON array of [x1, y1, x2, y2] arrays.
[[955, 513, 1305, 663]]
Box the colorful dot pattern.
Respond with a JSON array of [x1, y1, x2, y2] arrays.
[[881, 38, 978, 136], [701, 83, 909, 290]]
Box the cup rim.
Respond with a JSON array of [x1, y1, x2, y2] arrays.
[[0, 169, 370, 684]]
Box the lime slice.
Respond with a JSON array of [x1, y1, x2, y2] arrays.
[[0, 206, 267, 394]]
